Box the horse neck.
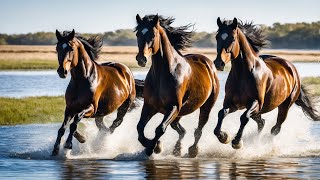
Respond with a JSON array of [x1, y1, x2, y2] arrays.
[[231, 29, 258, 75], [150, 27, 179, 75], [71, 45, 95, 80]]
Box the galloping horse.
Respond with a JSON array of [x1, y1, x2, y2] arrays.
[[135, 14, 219, 157], [52, 30, 143, 156], [213, 18, 320, 149]]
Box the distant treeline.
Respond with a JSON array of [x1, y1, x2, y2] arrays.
[[0, 21, 319, 49]]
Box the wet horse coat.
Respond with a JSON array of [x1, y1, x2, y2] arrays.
[[135, 15, 219, 157], [52, 30, 141, 156], [213, 18, 320, 149]]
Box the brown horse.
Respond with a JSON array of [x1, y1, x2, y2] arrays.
[[52, 30, 143, 156], [135, 14, 219, 157], [213, 18, 320, 149]]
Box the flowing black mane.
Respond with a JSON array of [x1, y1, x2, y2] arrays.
[[62, 31, 103, 61], [135, 15, 194, 51], [222, 19, 268, 52]]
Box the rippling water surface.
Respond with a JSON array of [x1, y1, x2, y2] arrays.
[[1, 63, 320, 179]]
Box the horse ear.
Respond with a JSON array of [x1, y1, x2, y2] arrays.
[[217, 17, 222, 27], [153, 14, 159, 28], [56, 30, 62, 41], [68, 29, 75, 39], [231, 17, 238, 29], [136, 14, 142, 24]]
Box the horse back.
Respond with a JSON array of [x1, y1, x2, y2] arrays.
[[96, 61, 135, 102], [263, 55, 299, 79]]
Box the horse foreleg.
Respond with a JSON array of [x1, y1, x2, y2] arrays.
[[146, 106, 179, 156], [137, 104, 157, 148], [109, 98, 132, 133], [64, 105, 94, 150], [232, 100, 259, 149], [52, 109, 74, 156], [214, 107, 236, 144]]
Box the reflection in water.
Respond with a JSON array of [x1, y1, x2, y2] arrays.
[[53, 158, 320, 179]]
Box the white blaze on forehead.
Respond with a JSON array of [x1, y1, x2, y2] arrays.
[[141, 28, 148, 35], [62, 43, 68, 49], [221, 33, 228, 40]]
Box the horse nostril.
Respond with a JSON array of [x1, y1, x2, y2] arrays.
[[64, 70, 68, 74]]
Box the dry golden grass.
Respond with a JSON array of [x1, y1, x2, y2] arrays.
[[0, 45, 319, 70]]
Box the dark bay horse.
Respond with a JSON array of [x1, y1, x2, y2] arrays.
[[135, 14, 219, 157], [52, 30, 143, 156], [213, 18, 320, 149]]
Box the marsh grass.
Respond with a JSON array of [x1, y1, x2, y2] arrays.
[[0, 59, 58, 70], [0, 45, 319, 70], [0, 96, 65, 125]]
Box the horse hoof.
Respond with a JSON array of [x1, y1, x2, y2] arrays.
[[173, 142, 182, 157], [154, 141, 162, 154], [74, 132, 86, 143], [271, 126, 281, 135], [188, 145, 198, 158], [52, 148, 59, 156], [218, 132, 231, 144], [232, 139, 243, 149], [64, 142, 72, 149]]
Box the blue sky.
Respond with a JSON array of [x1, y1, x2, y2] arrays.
[[0, 0, 319, 34]]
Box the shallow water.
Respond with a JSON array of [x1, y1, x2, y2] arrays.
[[1, 63, 320, 179]]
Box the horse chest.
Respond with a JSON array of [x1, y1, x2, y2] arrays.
[[65, 81, 95, 109]]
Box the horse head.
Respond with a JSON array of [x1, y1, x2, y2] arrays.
[[214, 17, 240, 71], [135, 14, 161, 67], [55, 29, 81, 78]]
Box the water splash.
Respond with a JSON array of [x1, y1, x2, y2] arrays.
[[11, 100, 320, 160]]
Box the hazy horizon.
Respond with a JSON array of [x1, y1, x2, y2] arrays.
[[1, 0, 319, 34]]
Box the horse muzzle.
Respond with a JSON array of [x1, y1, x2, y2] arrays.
[[57, 67, 68, 78], [214, 59, 225, 71], [136, 54, 147, 67]]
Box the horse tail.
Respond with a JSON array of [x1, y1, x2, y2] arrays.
[[134, 79, 144, 98], [128, 79, 144, 111], [295, 85, 320, 121]]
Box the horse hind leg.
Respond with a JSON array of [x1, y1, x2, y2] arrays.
[[95, 116, 109, 132], [252, 115, 265, 133], [109, 98, 132, 134], [188, 108, 210, 158], [271, 99, 292, 135], [170, 117, 185, 157]]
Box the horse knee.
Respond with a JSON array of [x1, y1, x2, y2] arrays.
[[58, 127, 66, 136], [69, 123, 77, 133], [155, 125, 165, 137], [218, 109, 228, 119], [240, 113, 249, 124]]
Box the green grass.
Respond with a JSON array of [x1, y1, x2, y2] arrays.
[[0, 96, 65, 125], [1, 77, 319, 126], [0, 59, 58, 70], [302, 77, 320, 97]]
